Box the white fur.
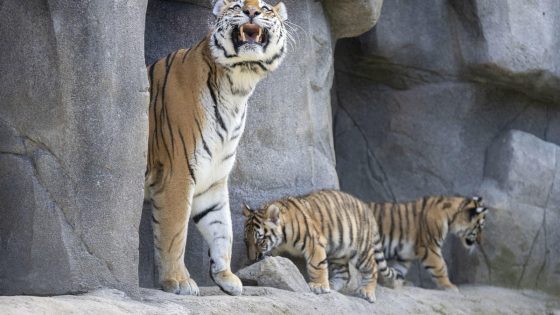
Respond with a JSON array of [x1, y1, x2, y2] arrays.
[[274, 2, 288, 21]]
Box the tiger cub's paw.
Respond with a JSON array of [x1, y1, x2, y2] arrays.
[[356, 287, 376, 303], [161, 278, 200, 296], [212, 270, 243, 296], [309, 282, 330, 294]]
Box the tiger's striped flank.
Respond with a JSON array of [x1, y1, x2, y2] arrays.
[[370, 195, 488, 291], [244, 190, 403, 303]]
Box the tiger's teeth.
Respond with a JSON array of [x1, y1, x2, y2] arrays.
[[240, 25, 246, 42], [257, 28, 262, 43]]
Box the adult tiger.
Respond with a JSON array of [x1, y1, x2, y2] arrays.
[[371, 195, 488, 291], [145, 0, 288, 296], [243, 190, 403, 303]]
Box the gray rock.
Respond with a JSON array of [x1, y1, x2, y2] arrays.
[[323, 0, 383, 39], [0, 286, 558, 315], [141, 0, 340, 287], [236, 257, 310, 292], [333, 0, 560, 295], [467, 130, 560, 294], [0, 0, 148, 295]]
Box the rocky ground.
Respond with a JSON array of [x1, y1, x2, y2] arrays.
[[1, 285, 558, 315]]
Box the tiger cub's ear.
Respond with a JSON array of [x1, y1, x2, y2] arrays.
[[266, 204, 280, 225], [274, 2, 288, 21], [213, 0, 232, 16]]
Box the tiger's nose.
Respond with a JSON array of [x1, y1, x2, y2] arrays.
[[243, 7, 260, 17]]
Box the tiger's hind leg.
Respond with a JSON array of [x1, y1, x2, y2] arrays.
[[192, 178, 242, 296], [355, 249, 378, 303], [149, 171, 199, 296], [328, 261, 350, 291]]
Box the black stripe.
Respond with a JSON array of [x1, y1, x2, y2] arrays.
[[206, 70, 227, 138], [178, 129, 196, 184], [194, 180, 222, 198], [151, 84, 160, 153], [263, 46, 285, 65], [210, 220, 224, 225], [181, 48, 192, 63], [193, 203, 223, 224], [194, 118, 212, 158], [213, 34, 237, 58], [222, 151, 236, 162], [231, 61, 268, 72]]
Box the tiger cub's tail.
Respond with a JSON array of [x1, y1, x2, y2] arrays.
[[373, 233, 404, 288]]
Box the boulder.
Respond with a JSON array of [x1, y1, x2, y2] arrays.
[[0, 0, 148, 295], [464, 130, 560, 294], [236, 257, 310, 292], [323, 0, 384, 39]]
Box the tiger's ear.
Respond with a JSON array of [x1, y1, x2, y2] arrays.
[[213, 0, 231, 16], [266, 204, 280, 225], [243, 203, 252, 217], [274, 2, 288, 21], [469, 206, 488, 218]]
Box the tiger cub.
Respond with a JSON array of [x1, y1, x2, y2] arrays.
[[243, 190, 403, 303], [371, 196, 488, 291], [145, 0, 288, 296]]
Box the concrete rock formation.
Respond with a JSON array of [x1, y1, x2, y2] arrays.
[[236, 257, 310, 293], [333, 0, 560, 295], [1, 286, 559, 315], [0, 0, 148, 295], [323, 0, 384, 39], [470, 130, 560, 294]]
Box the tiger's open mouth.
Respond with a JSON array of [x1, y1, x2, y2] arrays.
[[232, 23, 269, 48], [465, 234, 477, 247]]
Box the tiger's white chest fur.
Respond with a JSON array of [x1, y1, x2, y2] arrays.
[[192, 69, 260, 195]]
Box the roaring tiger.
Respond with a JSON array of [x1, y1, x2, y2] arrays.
[[243, 190, 403, 303], [144, 0, 288, 296], [370, 195, 488, 291]]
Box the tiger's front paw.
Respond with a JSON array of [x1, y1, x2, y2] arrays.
[[161, 277, 200, 296], [356, 287, 376, 303], [212, 270, 243, 296], [309, 282, 330, 294]]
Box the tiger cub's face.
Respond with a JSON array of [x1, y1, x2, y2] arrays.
[[212, 0, 287, 69], [449, 197, 488, 250], [243, 204, 282, 262]]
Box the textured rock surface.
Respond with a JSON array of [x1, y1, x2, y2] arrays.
[[0, 0, 149, 295], [236, 257, 310, 292], [333, 0, 560, 294], [140, 0, 339, 287], [466, 130, 560, 294], [323, 0, 384, 39], [1, 286, 558, 315]]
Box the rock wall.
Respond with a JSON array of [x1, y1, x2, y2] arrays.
[[0, 0, 149, 295], [333, 0, 560, 294]]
